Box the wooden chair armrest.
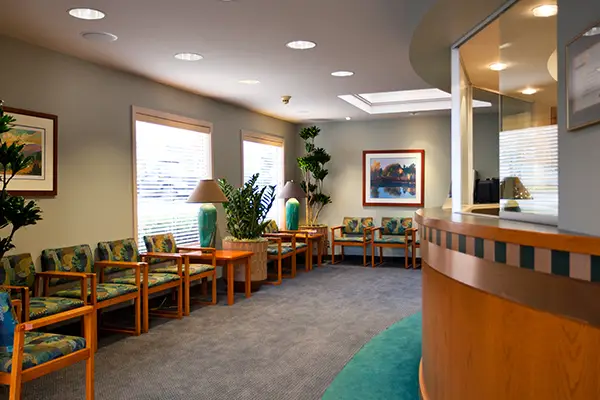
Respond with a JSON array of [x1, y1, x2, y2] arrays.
[[11, 299, 22, 323], [19, 305, 94, 331], [36, 271, 88, 280], [95, 261, 147, 270], [2, 286, 30, 322], [264, 232, 294, 238], [266, 237, 282, 243], [0, 285, 30, 292], [370, 226, 383, 240], [141, 252, 182, 261]]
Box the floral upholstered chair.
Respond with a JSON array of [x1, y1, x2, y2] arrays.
[[1, 253, 88, 323], [0, 290, 95, 400], [41, 244, 142, 349], [331, 217, 375, 266], [141, 233, 216, 317], [96, 237, 185, 332], [371, 217, 417, 268], [262, 220, 309, 285]]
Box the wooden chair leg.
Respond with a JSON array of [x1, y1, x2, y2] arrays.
[[184, 277, 191, 317], [9, 328, 24, 400], [177, 280, 183, 319], [371, 246, 375, 267], [201, 278, 208, 296], [211, 273, 217, 305], [341, 246, 345, 261], [380, 247, 383, 264], [292, 254, 297, 278], [306, 246, 312, 272], [405, 244, 409, 269], [84, 312, 95, 400], [331, 243, 335, 264], [143, 290, 149, 333], [413, 245, 418, 269], [134, 294, 141, 336], [363, 245, 367, 266]]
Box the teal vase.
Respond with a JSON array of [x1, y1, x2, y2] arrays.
[[285, 198, 300, 230], [198, 203, 217, 247]]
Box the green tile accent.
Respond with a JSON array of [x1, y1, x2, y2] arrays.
[[551, 250, 570, 277], [591, 256, 600, 282], [494, 242, 507, 263], [474, 238, 484, 258], [520, 246, 535, 270], [446, 232, 452, 249], [436, 229, 441, 246], [458, 235, 467, 253]]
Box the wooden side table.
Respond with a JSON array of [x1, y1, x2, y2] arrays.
[[179, 248, 253, 306]]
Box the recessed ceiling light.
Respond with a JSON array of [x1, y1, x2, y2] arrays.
[[81, 31, 118, 43], [238, 79, 260, 85], [286, 40, 316, 50], [489, 62, 508, 71], [521, 88, 538, 95], [174, 52, 203, 61], [345, 117, 351, 120], [68, 8, 106, 20], [584, 26, 600, 37], [532, 4, 558, 17], [332, 71, 354, 77]]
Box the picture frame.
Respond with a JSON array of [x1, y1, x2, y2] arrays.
[[566, 19, 600, 131], [2, 107, 58, 196], [363, 149, 425, 207]]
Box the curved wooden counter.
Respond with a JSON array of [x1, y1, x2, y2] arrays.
[[416, 209, 600, 400]]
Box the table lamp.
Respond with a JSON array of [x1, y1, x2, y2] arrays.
[[279, 180, 307, 230], [187, 179, 228, 247]]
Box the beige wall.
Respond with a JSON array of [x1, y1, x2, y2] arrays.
[[0, 35, 298, 266], [298, 115, 452, 256]]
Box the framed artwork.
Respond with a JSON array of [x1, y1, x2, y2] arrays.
[[566, 20, 600, 131], [2, 107, 58, 196], [363, 149, 425, 207]]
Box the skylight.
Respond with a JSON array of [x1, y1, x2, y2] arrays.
[[338, 88, 492, 114]]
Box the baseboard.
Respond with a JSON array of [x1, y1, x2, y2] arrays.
[[327, 255, 422, 267]]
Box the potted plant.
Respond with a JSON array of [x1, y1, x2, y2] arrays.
[[0, 100, 42, 260], [218, 173, 275, 291], [297, 126, 331, 250]]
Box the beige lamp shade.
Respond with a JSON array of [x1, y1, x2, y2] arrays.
[[278, 180, 307, 199], [187, 179, 228, 203]]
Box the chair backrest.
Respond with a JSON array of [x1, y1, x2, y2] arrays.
[[143, 233, 177, 264], [98, 238, 141, 274], [381, 217, 413, 235], [1, 254, 36, 291], [41, 245, 94, 285], [342, 217, 374, 235], [264, 220, 279, 234]]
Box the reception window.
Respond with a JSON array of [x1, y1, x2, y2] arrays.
[[242, 132, 285, 226], [133, 108, 212, 249], [452, 0, 558, 224]]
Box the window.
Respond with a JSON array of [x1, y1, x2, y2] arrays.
[[242, 132, 285, 226], [134, 108, 212, 249]]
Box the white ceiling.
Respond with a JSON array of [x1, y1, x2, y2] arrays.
[[0, 0, 439, 123]]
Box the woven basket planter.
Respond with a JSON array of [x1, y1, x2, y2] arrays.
[[223, 238, 268, 292]]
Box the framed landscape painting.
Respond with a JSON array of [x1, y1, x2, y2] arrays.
[[363, 149, 424, 207], [2, 107, 58, 196]]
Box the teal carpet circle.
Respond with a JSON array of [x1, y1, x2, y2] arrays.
[[322, 312, 422, 400]]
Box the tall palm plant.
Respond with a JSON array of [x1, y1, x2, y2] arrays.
[[0, 101, 42, 259], [217, 173, 276, 240]]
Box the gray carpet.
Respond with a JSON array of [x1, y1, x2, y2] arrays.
[[10, 264, 422, 400]]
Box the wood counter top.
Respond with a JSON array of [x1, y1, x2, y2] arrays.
[[416, 208, 600, 256]]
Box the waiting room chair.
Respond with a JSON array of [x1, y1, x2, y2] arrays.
[[0, 292, 95, 400], [331, 217, 375, 266], [1, 254, 88, 323], [96, 237, 184, 333], [371, 217, 417, 268], [41, 244, 142, 350], [142, 234, 217, 316]]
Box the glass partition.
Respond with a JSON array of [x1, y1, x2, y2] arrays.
[[455, 0, 558, 224]]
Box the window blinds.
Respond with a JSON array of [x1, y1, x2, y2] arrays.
[[499, 124, 558, 216], [135, 120, 212, 249], [242, 133, 284, 226]]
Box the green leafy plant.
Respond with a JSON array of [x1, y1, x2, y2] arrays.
[[297, 125, 331, 226], [0, 101, 43, 259], [217, 173, 276, 240]]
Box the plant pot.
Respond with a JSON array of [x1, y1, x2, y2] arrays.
[[300, 224, 329, 262], [222, 238, 268, 292]]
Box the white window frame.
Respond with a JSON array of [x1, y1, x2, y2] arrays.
[[131, 106, 214, 247], [240, 130, 285, 228]]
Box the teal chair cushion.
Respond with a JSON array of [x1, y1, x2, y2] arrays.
[[53, 283, 138, 302], [110, 273, 180, 288], [28, 297, 85, 321]]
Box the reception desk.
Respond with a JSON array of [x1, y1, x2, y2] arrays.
[[415, 208, 600, 400]]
